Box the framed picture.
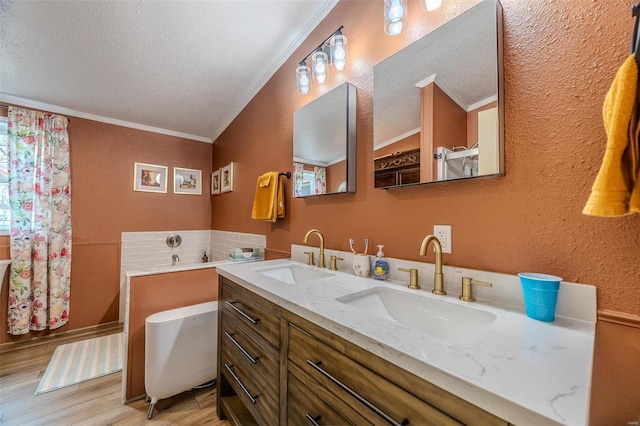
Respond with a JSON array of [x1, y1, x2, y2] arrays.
[[173, 167, 202, 195], [221, 162, 234, 193], [133, 162, 167, 193], [211, 169, 221, 195]]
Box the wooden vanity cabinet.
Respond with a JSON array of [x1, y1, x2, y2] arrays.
[[374, 148, 421, 188], [217, 278, 283, 425], [217, 277, 507, 426]]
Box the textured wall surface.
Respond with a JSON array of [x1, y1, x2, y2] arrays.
[[212, 0, 639, 315]]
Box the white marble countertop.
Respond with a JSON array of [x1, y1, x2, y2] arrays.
[[217, 259, 595, 426]]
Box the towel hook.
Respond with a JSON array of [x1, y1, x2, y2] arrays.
[[279, 172, 291, 179]]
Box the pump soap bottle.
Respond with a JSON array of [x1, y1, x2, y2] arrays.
[[372, 245, 390, 280]]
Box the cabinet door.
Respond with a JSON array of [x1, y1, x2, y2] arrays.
[[222, 311, 280, 398], [288, 371, 355, 426], [221, 336, 279, 425], [221, 278, 280, 350], [398, 167, 420, 185], [288, 324, 462, 426]]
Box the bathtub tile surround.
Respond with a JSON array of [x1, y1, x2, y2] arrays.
[[217, 257, 597, 425], [210, 230, 266, 261], [119, 230, 266, 321]]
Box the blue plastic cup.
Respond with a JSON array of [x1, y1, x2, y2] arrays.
[[518, 273, 562, 322]]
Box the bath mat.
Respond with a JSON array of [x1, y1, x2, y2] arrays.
[[35, 332, 124, 395]]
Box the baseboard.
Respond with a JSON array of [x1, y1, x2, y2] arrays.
[[0, 321, 123, 354], [597, 309, 640, 328]]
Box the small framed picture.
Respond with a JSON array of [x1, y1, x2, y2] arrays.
[[133, 162, 167, 193], [221, 162, 234, 193], [211, 169, 221, 195], [173, 167, 202, 195]]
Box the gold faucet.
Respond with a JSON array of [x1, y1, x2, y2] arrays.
[[303, 229, 326, 268], [419, 235, 446, 295]]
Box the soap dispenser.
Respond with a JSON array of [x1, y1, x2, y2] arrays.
[[202, 251, 209, 263], [372, 245, 390, 280]]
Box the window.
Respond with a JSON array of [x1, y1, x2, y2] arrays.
[[301, 170, 315, 196], [0, 116, 9, 233]]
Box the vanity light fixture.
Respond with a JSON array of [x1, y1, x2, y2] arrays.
[[295, 26, 347, 94], [420, 0, 443, 11], [384, 0, 407, 36]]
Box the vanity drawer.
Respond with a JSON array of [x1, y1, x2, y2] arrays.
[[221, 278, 280, 350], [221, 341, 279, 425], [221, 311, 279, 398], [288, 324, 462, 426], [288, 370, 355, 426]]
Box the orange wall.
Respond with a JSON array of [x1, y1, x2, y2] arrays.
[[210, 0, 640, 422], [432, 84, 467, 151], [126, 268, 218, 400], [211, 0, 639, 319], [1, 110, 212, 344]]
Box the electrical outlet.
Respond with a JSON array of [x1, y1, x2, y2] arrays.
[[433, 225, 452, 254]]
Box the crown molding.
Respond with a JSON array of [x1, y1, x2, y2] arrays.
[[0, 94, 212, 143]]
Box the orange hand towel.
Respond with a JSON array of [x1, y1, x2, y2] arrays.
[[583, 55, 639, 217], [251, 172, 285, 221]]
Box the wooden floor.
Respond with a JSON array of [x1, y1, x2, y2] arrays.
[[0, 326, 231, 426]]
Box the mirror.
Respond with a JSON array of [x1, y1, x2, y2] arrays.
[[293, 82, 356, 197], [373, 0, 503, 188]]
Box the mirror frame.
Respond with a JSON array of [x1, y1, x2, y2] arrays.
[[293, 82, 357, 197], [373, 0, 504, 189]]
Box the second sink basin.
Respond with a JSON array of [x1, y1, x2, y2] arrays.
[[254, 263, 333, 284], [337, 287, 497, 341]]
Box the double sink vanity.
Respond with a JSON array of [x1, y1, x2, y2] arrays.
[[216, 239, 596, 426]]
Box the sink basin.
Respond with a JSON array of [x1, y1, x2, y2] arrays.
[[337, 287, 497, 341], [254, 263, 333, 284]]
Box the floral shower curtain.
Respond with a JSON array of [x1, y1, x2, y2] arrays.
[[314, 166, 326, 195], [7, 107, 72, 335], [293, 162, 304, 197]]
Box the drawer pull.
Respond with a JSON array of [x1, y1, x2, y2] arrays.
[[225, 301, 260, 325], [305, 413, 322, 426], [225, 332, 259, 364], [307, 360, 409, 426], [224, 363, 258, 404]]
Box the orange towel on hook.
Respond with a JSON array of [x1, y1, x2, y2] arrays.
[[251, 172, 285, 222], [583, 54, 640, 216]]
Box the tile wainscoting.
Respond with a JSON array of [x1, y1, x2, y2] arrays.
[[119, 230, 265, 321]]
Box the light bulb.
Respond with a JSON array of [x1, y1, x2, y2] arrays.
[[296, 63, 310, 94], [388, 20, 403, 35], [312, 51, 328, 83], [384, 0, 407, 36], [330, 33, 347, 71], [388, 0, 404, 21], [421, 0, 443, 11]]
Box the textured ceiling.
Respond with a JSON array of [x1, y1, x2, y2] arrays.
[[0, 0, 337, 142]]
